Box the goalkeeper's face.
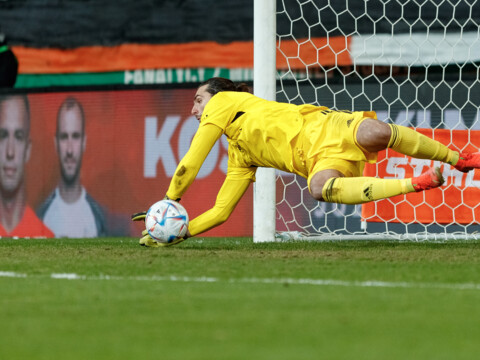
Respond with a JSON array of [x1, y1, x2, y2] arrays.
[[56, 106, 86, 185], [191, 85, 213, 121]]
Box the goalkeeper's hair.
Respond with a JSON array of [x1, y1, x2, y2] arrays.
[[200, 77, 251, 96]]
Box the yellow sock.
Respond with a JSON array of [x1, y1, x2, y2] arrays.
[[388, 124, 459, 165], [322, 176, 415, 204]]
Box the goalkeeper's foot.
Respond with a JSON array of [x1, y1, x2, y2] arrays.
[[454, 152, 480, 173], [412, 167, 444, 192]]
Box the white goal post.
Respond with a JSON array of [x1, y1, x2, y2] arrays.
[[253, 0, 480, 242], [253, 0, 277, 243]]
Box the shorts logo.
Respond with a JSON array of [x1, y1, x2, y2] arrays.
[[363, 184, 374, 201]]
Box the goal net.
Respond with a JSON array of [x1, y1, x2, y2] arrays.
[[259, 0, 480, 241]]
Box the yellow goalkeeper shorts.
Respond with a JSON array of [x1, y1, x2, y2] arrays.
[[294, 108, 378, 189]]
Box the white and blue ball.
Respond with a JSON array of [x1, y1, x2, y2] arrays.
[[145, 200, 189, 243]]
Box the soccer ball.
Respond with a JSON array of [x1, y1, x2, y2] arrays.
[[145, 200, 189, 244]]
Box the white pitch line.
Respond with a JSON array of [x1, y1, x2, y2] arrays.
[[1, 271, 480, 291], [0, 271, 27, 278], [50, 273, 86, 280]]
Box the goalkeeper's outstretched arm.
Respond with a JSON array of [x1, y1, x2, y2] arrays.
[[166, 123, 223, 201], [187, 176, 252, 237]]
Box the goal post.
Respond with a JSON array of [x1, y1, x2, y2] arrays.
[[253, 0, 480, 242], [253, 0, 276, 243]]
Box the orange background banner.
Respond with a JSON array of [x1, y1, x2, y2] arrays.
[[24, 88, 253, 237], [362, 128, 480, 224], [13, 37, 350, 74]]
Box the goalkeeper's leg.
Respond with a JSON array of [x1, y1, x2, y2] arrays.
[[308, 117, 451, 203], [310, 167, 444, 204], [356, 118, 459, 164], [357, 118, 480, 173], [309, 118, 480, 203]]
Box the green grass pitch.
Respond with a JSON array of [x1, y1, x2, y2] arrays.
[[1, 237, 480, 360]]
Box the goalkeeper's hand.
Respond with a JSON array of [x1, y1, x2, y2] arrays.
[[131, 211, 187, 247]]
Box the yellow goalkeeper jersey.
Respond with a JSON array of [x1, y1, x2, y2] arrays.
[[206, 91, 329, 175], [166, 91, 373, 236], [172, 91, 326, 188], [165, 91, 328, 236]]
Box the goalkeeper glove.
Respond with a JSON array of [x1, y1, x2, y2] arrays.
[[131, 211, 185, 247], [139, 229, 185, 247]]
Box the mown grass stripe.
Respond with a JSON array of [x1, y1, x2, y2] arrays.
[[2, 270, 480, 291]]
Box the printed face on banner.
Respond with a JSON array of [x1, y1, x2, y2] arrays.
[[0, 96, 31, 195], [55, 103, 85, 185]]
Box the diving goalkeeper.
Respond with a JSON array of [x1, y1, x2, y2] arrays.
[[133, 77, 480, 247]]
